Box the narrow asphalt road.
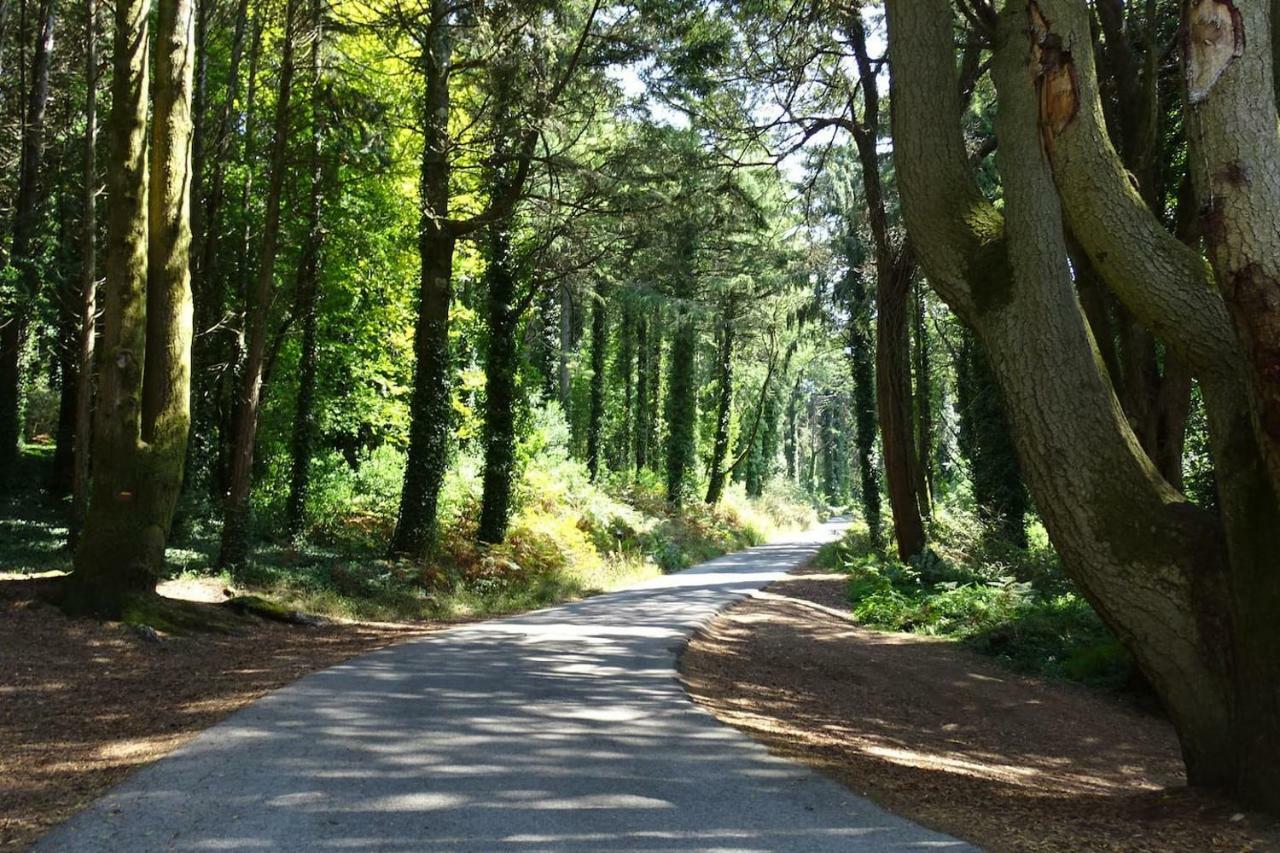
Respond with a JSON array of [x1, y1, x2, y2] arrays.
[[39, 519, 972, 852]]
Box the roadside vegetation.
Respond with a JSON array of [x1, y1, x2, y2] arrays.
[[815, 508, 1136, 693]]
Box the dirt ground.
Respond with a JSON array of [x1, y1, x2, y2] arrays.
[[680, 570, 1280, 852], [0, 578, 435, 852]]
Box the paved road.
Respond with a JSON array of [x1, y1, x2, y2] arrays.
[[39, 519, 971, 852]]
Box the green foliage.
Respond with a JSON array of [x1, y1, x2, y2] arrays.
[[818, 507, 1134, 691]]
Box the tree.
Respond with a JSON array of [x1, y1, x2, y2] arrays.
[[63, 0, 196, 615], [885, 0, 1280, 809]]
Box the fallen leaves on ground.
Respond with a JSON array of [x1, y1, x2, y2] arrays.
[[679, 570, 1280, 852], [0, 579, 436, 852]]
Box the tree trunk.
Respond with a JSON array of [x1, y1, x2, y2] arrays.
[[477, 211, 518, 544], [785, 375, 799, 481], [0, 0, 54, 485], [1182, 0, 1280, 809], [586, 283, 608, 482], [664, 228, 697, 505], [634, 313, 648, 471], [390, 4, 455, 557], [218, 0, 301, 570], [844, 261, 882, 545], [65, 0, 195, 616], [886, 0, 1275, 805], [69, 0, 98, 544], [704, 307, 734, 505], [912, 279, 934, 515], [285, 0, 326, 542]]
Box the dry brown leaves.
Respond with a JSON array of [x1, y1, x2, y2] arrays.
[[679, 571, 1280, 853]]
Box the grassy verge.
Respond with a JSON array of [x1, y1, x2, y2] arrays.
[[814, 509, 1137, 691], [3, 436, 820, 624]]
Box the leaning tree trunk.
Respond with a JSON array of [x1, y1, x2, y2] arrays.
[[390, 3, 455, 557], [64, 0, 195, 616], [886, 0, 1280, 809], [218, 0, 300, 571], [0, 0, 55, 485]]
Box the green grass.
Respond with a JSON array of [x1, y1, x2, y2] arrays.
[[816, 511, 1136, 691]]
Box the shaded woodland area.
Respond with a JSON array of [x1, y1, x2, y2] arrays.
[[1, 0, 1280, 831]]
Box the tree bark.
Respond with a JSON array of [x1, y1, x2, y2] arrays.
[[886, 0, 1251, 798], [586, 283, 608, 482], [704, 305, 734, 505], [390, 2, 455, 557], [218, 0, 301, 570], [664, 226, 697, 506], [65, 0, 195, 616], [477, 209, 518, 544], [634, 313, 648, 470]]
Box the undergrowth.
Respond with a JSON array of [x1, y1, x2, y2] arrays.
[[815, 508, 1136, 691], [3, 406, 820, 624]]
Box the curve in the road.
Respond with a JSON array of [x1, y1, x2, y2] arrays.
[[37, 519, 973, 852]]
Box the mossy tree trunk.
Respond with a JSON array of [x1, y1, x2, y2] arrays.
[[840, 234, 883, 544], [634, 313, 649, 471], [65, 0, 195, 616], [888, 0, 1280, 811]]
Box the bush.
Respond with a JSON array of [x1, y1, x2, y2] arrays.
[[825, 515, 1136, 691]]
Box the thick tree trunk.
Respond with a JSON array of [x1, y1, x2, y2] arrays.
[[218, 0, 301, 570], [704, 308, 734, 505], [1182, 0, 1280, 809], [887, 0, 1275, 805], [390, 6, 455, 557], [586, 283, 608, 482], [65, 0, 195, 616], [69, 0, 98, 543], [0, 0, 54, 485]]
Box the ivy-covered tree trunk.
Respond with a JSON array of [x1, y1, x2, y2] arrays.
[[586, 283, 608, 482], [784, 375, 799, 481], [634, 313, 649, 470], [477, 214, 518, 544], [0, 0, 55, 486], [665, 229, 698, 505], [390, 3, 456, 557], [912, 279, 934, 515], [285, 0, 326, 542], [613, 300, 633, 472], [704, 307, 734, 505], [218, 0, 301, 570], [64, 0, 195, 615], [841, 238, 883, 544]]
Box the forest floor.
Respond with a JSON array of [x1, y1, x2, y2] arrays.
[[680, 569, 1280, 853], [0, 576, 438, 852]]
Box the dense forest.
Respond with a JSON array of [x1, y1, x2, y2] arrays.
[[2, 0, 1279, 822]]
